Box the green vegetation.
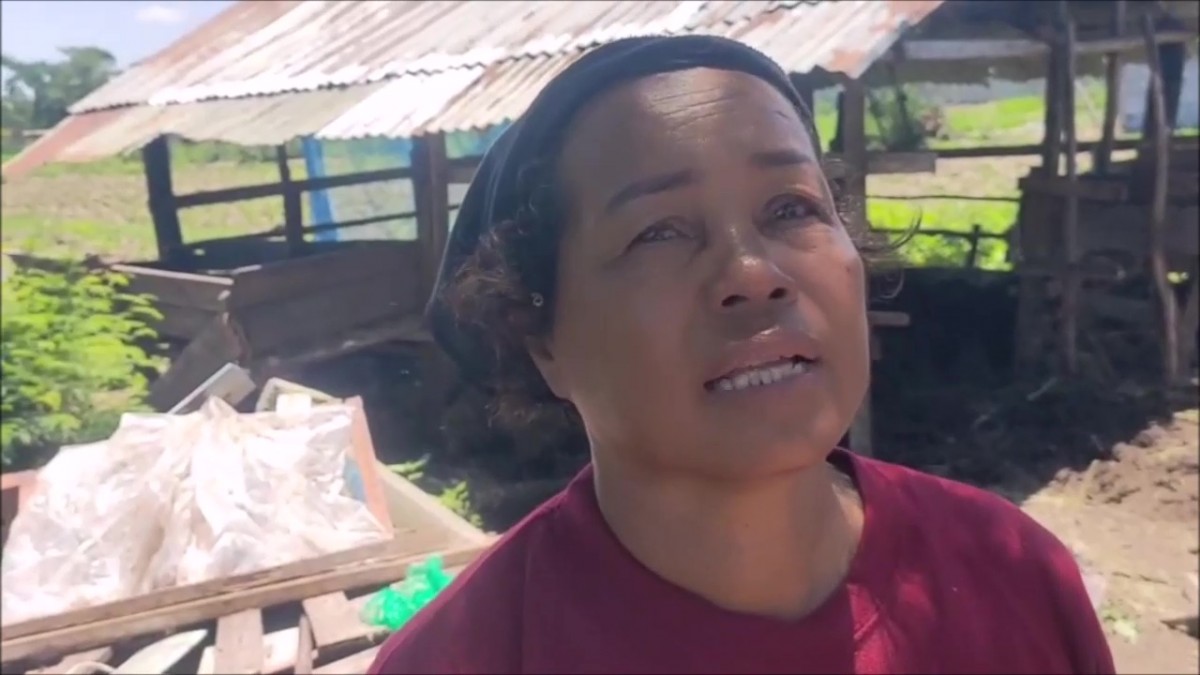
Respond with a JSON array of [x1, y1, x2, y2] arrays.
[[389, 457, 485, 528], [2, 47, 120, 147], [0, 260, 164, 470]]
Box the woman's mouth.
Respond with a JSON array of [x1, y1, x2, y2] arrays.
[[705, 355, 816, 393]]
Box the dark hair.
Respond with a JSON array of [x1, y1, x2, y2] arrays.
[[439, 148, 906, 462]]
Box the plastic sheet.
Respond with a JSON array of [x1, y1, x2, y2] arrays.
[[1, 398, 389, 626]]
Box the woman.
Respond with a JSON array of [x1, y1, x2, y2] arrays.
[[370, 35, 1113, 674]]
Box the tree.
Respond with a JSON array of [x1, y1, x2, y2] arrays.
[[1, 47, 118, 132]]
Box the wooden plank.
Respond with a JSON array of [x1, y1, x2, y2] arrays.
[[174, 167, 413, 210], [150, 303, 219, 342], [233, 272, 417, 355], [214, 609, 265, 675], [2, 538, 410, 642], [227, 243, 417, 310], [167, 362, 257, 415], [109, 265, 232, 311], [293, 617, 316, 675], [25, 647, 113, 674], [313, 646, 381, 675], [302, 594, 373, 653], [346, 397, 393, 531], [147, 315, 245, 412], [1, 545, 487, 666], [1016, 175, 1128, 202], [199, 628, 300, 675], [1142, 15, 1179, 384]]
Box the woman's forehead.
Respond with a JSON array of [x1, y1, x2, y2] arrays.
[[556, 68, 817, 201]]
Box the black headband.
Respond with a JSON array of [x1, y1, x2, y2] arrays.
[[427, 35, 818, 389]]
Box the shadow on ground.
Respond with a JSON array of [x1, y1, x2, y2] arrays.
[[869, 267, 1198, 503]]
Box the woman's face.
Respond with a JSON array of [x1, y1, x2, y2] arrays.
[[530, 68, 869, 480]]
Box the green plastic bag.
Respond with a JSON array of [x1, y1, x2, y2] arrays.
[[361, 555, 454, 631]]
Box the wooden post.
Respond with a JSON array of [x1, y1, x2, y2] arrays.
[[1141, 15, 1179, 383], [411, 133, 450, 303], [1094, 0, 1126, 175], [142, 136, 184, 263], [277, 144, 305, 256], [1059, 3, 1081, 375], [839, 78, 871, 455], [840, 79, 869, 233], [1177, 261, 1200, 376], [1040, 43, 1062, 176], [966, 224, 982, 268]]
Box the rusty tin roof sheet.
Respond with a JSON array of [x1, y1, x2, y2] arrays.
[[6, 0, 943, 174]]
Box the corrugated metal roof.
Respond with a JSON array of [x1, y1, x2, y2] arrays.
[[73, 0, 936, 113], [6, 0, 944, 176]]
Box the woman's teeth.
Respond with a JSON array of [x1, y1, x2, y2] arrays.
[[712, 358, 810, 392]]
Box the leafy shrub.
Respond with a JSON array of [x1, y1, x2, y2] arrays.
[[389, 456, 484, 528], [0, 259, 164, 470]]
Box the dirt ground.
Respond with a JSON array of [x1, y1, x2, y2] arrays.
[[1017, 409, 1199, 674]]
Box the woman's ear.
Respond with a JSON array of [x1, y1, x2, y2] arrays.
[[526, 336, 569, 400]]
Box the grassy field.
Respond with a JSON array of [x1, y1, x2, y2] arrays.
[[1, 88, 1189, 269]]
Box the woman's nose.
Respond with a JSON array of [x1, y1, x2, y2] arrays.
[[710, 236, 796, 312]]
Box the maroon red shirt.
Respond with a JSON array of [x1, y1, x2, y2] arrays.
[[369, 450, 1114, 674]]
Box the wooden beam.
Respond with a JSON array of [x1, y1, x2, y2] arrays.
[[108, 265, 232, 312], [936, 137, 1144, 160], [1040, 43, 1062, 176], [1094, 0, 1126, 175], [825, 152, 937, 178], [1016, 174, 1129, 202], [142, 136, 184, 262], [1059, 2, 1081, 376], [276, 145, 305, 256], [0, 545, 488, 666], [214, 609, 264, 674], [1142, 15, 1179, 384], [840, 79, 869, 236], [891, 30, 1196, 62], [411, 134, 450, 302]]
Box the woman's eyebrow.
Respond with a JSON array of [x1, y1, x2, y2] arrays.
[[604, 169, 695, 215], [748, 148, 815, 169]]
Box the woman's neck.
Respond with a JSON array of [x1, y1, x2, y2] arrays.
[[591, 452, 864, 620]]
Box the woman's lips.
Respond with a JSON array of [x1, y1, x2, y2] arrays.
[[705, 355, 816, 392]]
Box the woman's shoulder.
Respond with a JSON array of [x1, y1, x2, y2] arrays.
[[853, 451, 1093, 600], [855, 453, 1064, 549]]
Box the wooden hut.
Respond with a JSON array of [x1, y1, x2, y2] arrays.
[[3, 0, 1195, 453], [3, 0, 945, 455]]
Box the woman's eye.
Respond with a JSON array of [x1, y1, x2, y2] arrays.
[[770, 197, 816, 222], [631, 221, 685, 246]]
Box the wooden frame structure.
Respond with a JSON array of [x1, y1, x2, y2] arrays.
[[115, 61, 928, 452], [1009, 0, 1198, 384]]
